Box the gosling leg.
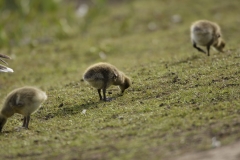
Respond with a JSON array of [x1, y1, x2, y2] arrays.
[[193, 42, 206, 54], [97, 89, 102, 100], [102, 88, 107, 101], [25, 115, 30, 129], [102, 88, 113, 102], [22, 116, 27, 127], [206, 45, 211, 56]]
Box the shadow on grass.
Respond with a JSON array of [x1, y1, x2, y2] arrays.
[[48, 93, 123, 117], [170, 54, 201, 66]]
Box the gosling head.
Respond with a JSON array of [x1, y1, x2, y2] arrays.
[[213, 39, 226, 53], [119, 75, 131, 93]]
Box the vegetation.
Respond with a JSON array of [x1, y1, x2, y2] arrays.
[[0, 0, 240, 159]]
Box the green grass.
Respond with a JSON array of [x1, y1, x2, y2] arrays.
[[1, 0, 240, 159]]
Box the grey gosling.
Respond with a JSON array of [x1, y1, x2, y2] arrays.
[[83, 62, 131, 101], [190, 20, 225, 56], [0, 54, 13, 72], [0, 86, 47, 132]]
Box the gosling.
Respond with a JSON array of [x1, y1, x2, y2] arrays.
[[190, 20, 225, 56], [0, 86, 47, 132], [0, 54, 13, 72], [83, 62, 131, 101]]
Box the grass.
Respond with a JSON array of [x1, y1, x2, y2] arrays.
[[0, 0, 240, 159]]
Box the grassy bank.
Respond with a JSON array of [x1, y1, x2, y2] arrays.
[[0, 0, 240, 159]]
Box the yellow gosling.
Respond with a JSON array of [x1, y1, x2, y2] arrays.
[[0, 86, 47, 132], [190, 20, 225, 56], [83, 62, 131, 101]]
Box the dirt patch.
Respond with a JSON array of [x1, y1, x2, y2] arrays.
[[173, 141, 240, 160]]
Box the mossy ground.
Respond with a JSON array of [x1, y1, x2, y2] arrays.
[[0, 0, 240, 159]]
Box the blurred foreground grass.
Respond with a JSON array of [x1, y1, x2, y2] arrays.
[[0, 0, 240, 159]]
